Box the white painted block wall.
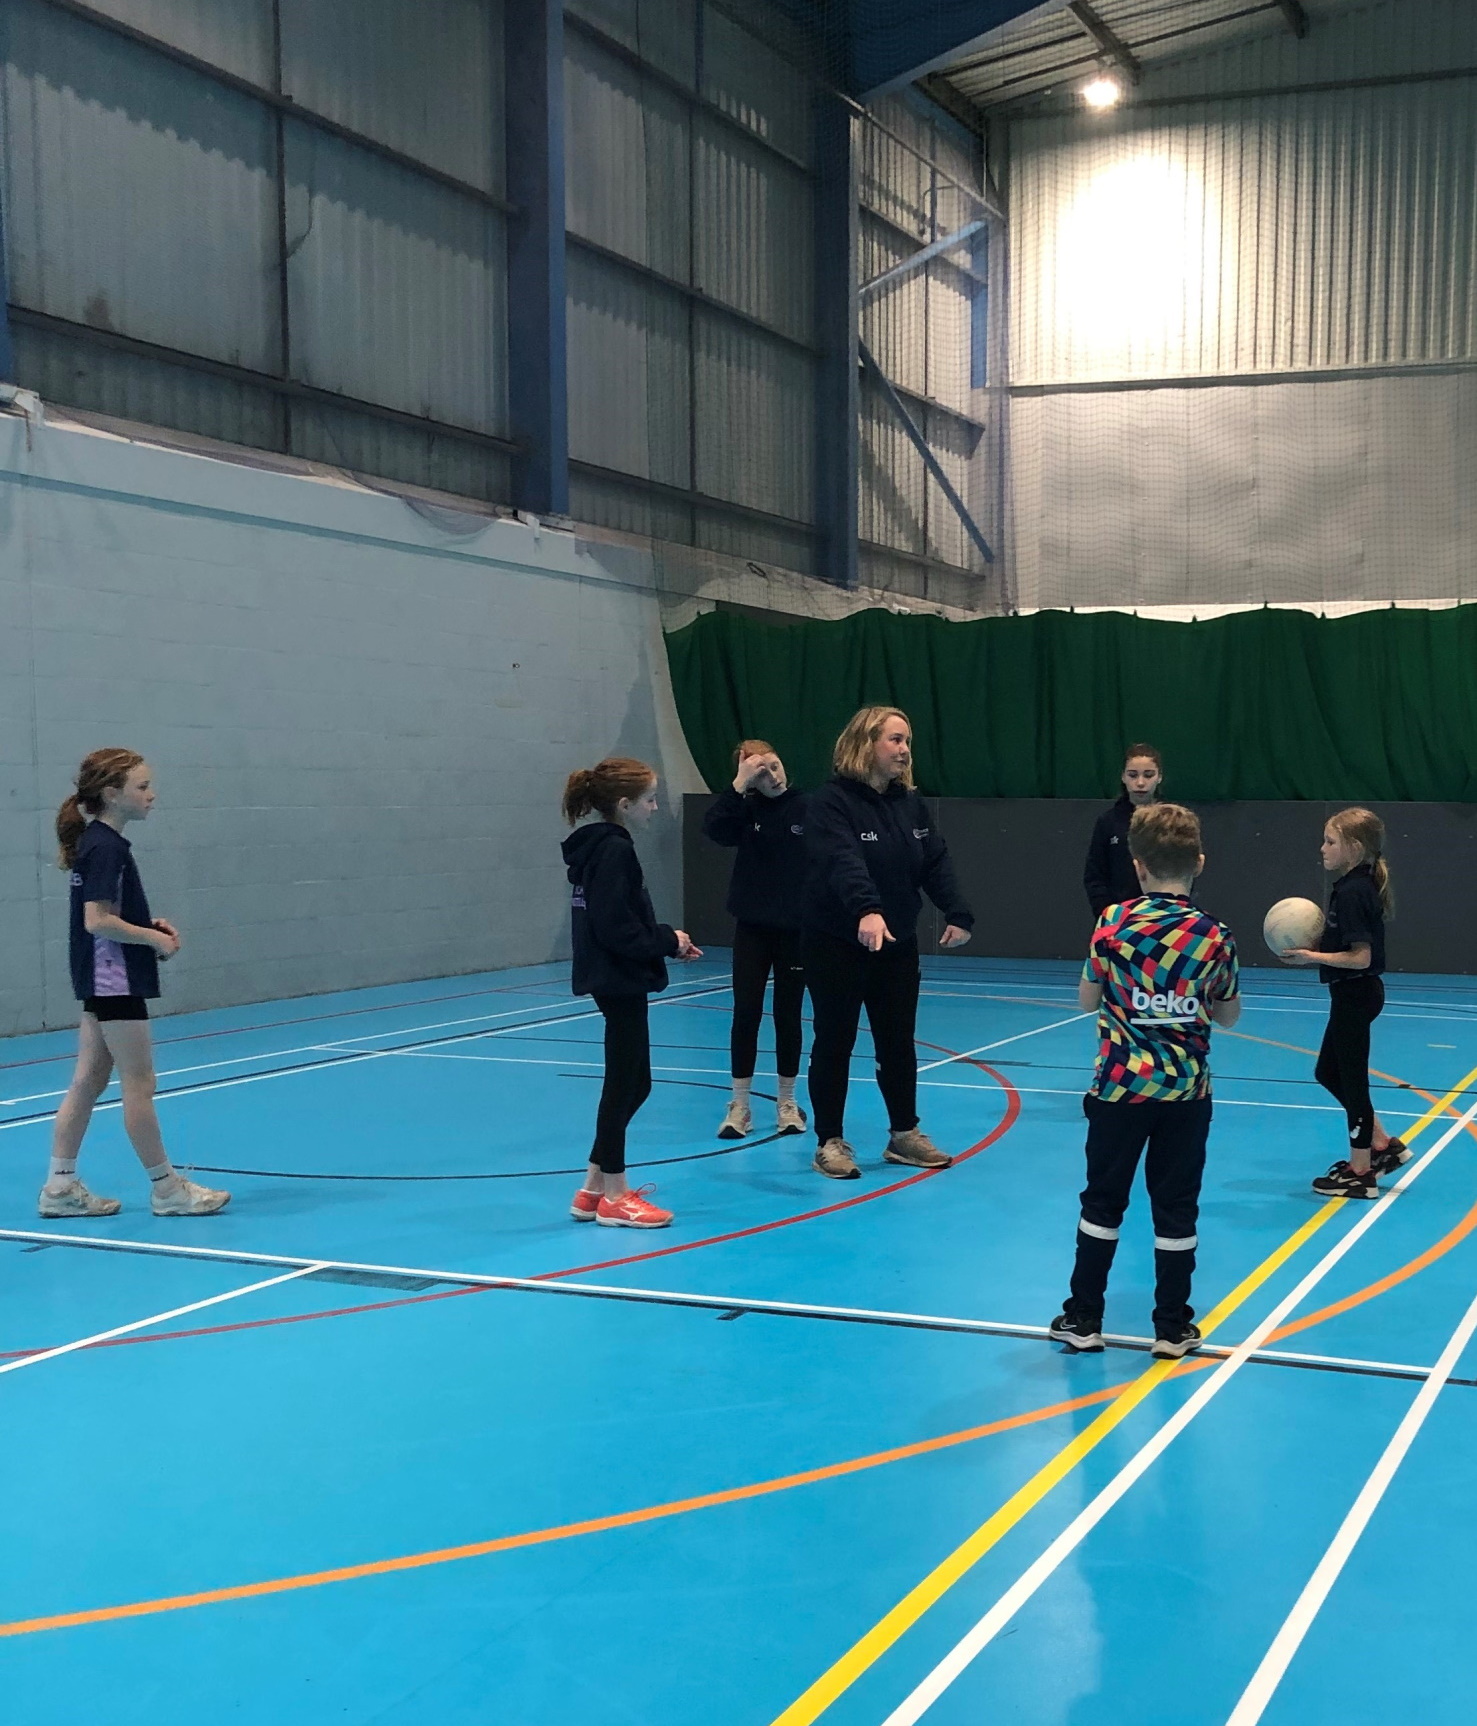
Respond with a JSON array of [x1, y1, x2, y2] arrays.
[[0, 416, 701, 1034]]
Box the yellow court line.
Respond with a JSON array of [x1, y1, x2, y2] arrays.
[[767, 1060, 1477, 1726]]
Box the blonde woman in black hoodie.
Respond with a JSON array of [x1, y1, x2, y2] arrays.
[[561, 758, 701, 1228], [802, 708, 973, 1180]]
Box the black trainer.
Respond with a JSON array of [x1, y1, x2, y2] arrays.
[[1151, 1321, 1202, 1360], [1370, 1139, 1411, 1176], [1049, 1308, 1104, 1352], [1311, 1160, 1379, 1199]]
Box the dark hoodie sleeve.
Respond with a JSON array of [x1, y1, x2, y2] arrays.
[[806, 784, 884, 922], [917, 815, 974, 928], [1083, 811, 1112, 916], [584, 840, 679, 963], [701, 785, 747, 848]]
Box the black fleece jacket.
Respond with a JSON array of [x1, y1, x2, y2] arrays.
[[802, 775, 973, 944], [1084, 793, 1141, 917], [701, 784, 807, 929], [562, 822, 678, 997]]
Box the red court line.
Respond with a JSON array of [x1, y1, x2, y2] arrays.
[[0, 1060, 1021, 1362]]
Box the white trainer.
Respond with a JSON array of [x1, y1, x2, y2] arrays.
[[38, 1178, 122, 1219], [152, 1176, 231, 1217]]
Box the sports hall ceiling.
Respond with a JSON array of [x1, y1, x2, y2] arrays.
[[784, 0, 1357, 106]]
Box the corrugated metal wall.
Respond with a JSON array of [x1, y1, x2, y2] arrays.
[[563, 0, 818, 573], [0, 0, 1000, 589], [1010, 84, 1477, 384], [1005, 0, 1477, 608], [858, 93, 1003, 596], [0, 0, 511, 500]]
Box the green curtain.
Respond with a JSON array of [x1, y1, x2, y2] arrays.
[[664, 606, 1477, 800]]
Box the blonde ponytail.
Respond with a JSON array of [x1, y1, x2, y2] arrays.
[[1371, 855, 1394, 918], [1328, 807, 1394, 918]]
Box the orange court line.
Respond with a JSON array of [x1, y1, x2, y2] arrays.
[[6, 1037, 1474, 1640], [0, 1382, 1127, 1638]]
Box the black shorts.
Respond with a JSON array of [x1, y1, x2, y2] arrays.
[[83, 996, 150, 1023]]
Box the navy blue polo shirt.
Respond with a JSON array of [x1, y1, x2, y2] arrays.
[[1317, 862, 1385, 985], [69, 822, 160, 1001]]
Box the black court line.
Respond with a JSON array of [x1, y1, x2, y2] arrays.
[[4, 1231, 1468, 1390], [181, 1084, 794, 1182]]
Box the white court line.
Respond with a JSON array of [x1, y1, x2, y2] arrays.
[[0, 1229, 1438, 1382], [0, 1263, 327, 1376], [0, 984, 731, 1126], [0, 997, 597, 1105], [876, 1093, 1477, 1726], [916, 1013, 1091, 1073], [1224, 1283, 1477, 1726], [360, 1051, 1425, 1119], [921, 981, 1477, 1024], [919, 1078, 1425, 1118]]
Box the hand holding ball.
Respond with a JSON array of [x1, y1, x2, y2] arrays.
[[1263, 897, 1324, 961]]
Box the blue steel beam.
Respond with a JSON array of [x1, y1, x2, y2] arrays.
[[859, 219, 988, 302], [814, 100, 860, 589], [859, 340, 994, 567], [504, 0, 568, 515], [0, 180, 14, 382], [845, 0, 1048, 100]]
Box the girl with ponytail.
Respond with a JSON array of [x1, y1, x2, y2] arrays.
[[1279, 807, 1404, 1198], [39, 750, 230, 1221], [561, 758, 701, 1228]]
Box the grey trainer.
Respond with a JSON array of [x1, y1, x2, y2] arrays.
[[38, 1178, 122, 1219], [884, 1129, 952, 1169], [813, 1137, 860, 1180], [775, 1098, 808, 1136]]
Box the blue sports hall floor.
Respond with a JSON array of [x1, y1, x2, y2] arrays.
[[2, 955, 1475, 1725]]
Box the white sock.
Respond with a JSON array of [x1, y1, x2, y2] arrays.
[[777, 1076, 796, 1104], [732, 1078, 753, 1107], [46, 1155, 77, 1189], [147, 1162, 177, 1185]]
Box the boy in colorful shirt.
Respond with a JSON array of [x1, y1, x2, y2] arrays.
[[1050, 803, 1241, 1359]]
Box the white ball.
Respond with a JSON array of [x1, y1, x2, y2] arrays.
[[1263, 897, 1325, 956]]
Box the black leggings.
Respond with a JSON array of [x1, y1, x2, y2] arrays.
[[802, 930, 920, 1145], [590, 994, 651, 1175], [731, 921, 806, 1080], [1315, 974, 1384, 1153]]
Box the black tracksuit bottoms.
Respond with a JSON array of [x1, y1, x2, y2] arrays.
[[802, 930, 920, 1145], [730, 921, 806, 1080], [1070, 1093, 1211, 1330], [1315, 974, 1384, 1153], [589, 994, 651, 1175]]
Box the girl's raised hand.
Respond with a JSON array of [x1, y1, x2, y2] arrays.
[[732, 755, 768, 793]]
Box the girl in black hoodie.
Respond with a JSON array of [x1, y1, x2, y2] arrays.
[[1083, 743, 1163, 917], [702, 739, 808, 1141], [561, 757, 701, 1228], [802, 707, 974, 1181]]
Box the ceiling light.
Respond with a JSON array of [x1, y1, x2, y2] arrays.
[[1082, 74, 1123, 109]]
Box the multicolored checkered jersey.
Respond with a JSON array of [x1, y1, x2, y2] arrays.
[[1083, 894, 1240, 1102]]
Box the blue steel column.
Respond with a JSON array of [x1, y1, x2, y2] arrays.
[[814, 97, 859, 589], [504, 0, 569, 515], [0, 179, 15, 381]]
